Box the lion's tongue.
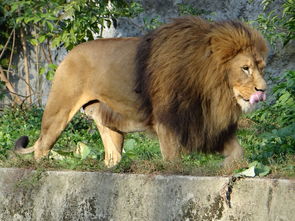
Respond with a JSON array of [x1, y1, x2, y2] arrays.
[[249, 91, 266, 105]]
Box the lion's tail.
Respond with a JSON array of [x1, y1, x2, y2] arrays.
[[14, 136, 35, 154]]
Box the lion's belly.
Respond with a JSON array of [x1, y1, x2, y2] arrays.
[[84, 97, 150, 133]]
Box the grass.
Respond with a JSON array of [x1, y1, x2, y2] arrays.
[[237, 117, 295, 178]]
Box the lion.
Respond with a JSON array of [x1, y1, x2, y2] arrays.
[[14, 17, 268, 167]]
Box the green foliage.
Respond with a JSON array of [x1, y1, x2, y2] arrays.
[[176, 3, 211, 17], [2, 0, 142, 50], [239, 71, 295, 169], [256, 0, 295, 46], [142, 16, 163, 30], [0, 0, 143, 83], [39, 63, 58, 80], [0, 107, 42, 156]]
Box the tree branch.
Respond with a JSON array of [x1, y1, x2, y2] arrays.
[[0, 29, 14, 60], [20, 27, 32, 104], [7, 29, 16, 82], [0, 65, 22, 105]]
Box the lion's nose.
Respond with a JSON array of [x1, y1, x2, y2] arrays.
[[254, 74, 267, 92]]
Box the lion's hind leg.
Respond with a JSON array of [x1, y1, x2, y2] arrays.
[[32, 95, 86, 160], [14, 101, 83, 160], [84, 102, 124, 167], [14, 86, 88, 160]]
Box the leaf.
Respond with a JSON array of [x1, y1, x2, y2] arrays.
[[278, 92, 291, 103], [256, 164, 271, 177], [46, 70, 55, 80], [234, 161, 271, 177], [46, 21, 54, 32], [16, 17, 24, 24], [30, 39, 38, 46], [24, 17, 35, 24], [10, 3, 20, 13], [51, 36, 61, 48], [39, 67, 46, 75], [49, 150, 66, 160], [38, 35, 46, 44], [124, 139, 136, 151], [234, 166, 256, 177], [48, 63, 57, 70], [33, 17, 42, 23], [75, 142, 91, 160]]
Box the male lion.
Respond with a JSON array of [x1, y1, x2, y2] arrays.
[[15, 17, 268, 167]]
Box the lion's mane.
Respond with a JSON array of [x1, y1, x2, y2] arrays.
[[135, 17, 267, 152]]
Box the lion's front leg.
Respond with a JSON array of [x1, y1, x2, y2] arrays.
[[222, 136, 244, 167], [154, 123, 181, 161]]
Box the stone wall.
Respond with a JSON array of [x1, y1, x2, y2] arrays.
[[0, 168, 294, 221]]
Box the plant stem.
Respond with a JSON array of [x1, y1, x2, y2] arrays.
[[7, 29, 16, 82], [20, 28, 32, 104], [0, 65, 22, 105], [0, 29, 14, 60]]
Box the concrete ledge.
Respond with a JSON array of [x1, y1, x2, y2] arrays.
[[0, 168, 294, 221]]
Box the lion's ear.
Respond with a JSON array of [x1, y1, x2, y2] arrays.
[[207, 37, 226, 60], [208, 37, 226, 56], [208, 36, 239, 62], [209, 36, 229, 53]]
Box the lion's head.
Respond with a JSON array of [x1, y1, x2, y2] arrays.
[[208, 21, 268, 113], [229, 51, 267, 113], [135, 17, 268, 152]]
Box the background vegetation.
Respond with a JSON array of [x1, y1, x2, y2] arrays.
[[0, 0, 294, 178], [0, 0, 143, 104]]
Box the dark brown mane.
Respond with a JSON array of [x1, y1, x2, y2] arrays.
[[135, 16, 267, 152]]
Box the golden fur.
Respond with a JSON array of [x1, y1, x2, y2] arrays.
[[14, 17, 268, 167]]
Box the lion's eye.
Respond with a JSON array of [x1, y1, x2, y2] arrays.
[[242, 66, 249, 71], [242, 66, 250, 75]]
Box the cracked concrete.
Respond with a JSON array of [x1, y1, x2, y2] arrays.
[[0, 168, 294, 221]]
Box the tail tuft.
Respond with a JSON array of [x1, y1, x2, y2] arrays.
[[14, 136, 29, 149], [13, 136, 35, 154]]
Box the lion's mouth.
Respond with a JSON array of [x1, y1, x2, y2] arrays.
[[241, 91, 266, 105]]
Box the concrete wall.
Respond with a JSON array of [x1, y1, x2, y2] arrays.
[[0, 168, 294, 221], [2, 0, 294, 106]]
